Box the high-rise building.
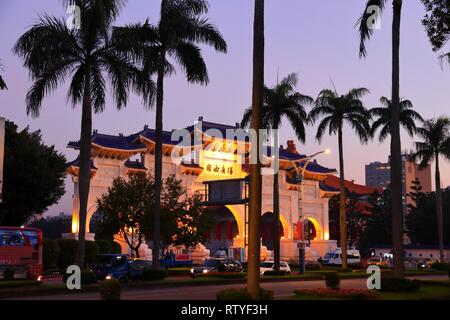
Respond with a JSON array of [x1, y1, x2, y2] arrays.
[[365, 153, 432, 244], [365, 153, 432, 208], [365, 161, 391, 189]]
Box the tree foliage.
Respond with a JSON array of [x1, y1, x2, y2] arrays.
[[370, 97, 423, 142], [421, 0, 450, 52], [29, 215, 71, 239], [0, 121, 66, 226], [96, 171, 210, 257], [406, 187, 450, 245], [329, 192, 369, 250]]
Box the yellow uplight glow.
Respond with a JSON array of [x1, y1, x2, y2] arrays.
[[324, 232, 330, 240], [324, 149, 331, 155]]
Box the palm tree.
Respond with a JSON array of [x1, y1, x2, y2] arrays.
[[309, 88, 371, 269], [247, 0, 264, 300], [0, 61, 7, 90], [358, 0, 405, 277], [113, 0, 227, 269], [241, 73, 313, 271], [370, 97, 423, 142], [13, 0, 151, 267], [414, 117, 450, 262]]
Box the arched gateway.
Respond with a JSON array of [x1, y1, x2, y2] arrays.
[[64, 118, 340, 260]]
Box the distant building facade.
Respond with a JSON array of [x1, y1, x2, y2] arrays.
[[365, 161, 391, 189], [365, 153, 432, 205], [365, 153, 432, 243]]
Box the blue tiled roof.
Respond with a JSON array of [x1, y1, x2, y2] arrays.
[[319, 182, 339, 192], [186, 121, 248, 142], [124, 160, 147, 170], [139, 126, 181, 145], [66, 157, 97, 170], [68, 131, 146, 151], [298, 161, 337, 174]]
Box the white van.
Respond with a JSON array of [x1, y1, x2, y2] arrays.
[[321, 249, 361, 266]]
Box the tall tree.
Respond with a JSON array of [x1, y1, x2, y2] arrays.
[[246, 0, 264, 300], [407, 188, 450, 246], [370, 97, 423, 142], [414, 117, 450, 262], [357, 0, 405, 277], [421, 0, 450, 52], [241, 73, 313, 270], [113, 0, 227, 269], [360, 188, 393, 251], [0, 60, 7, 90], [309, 88, 371, 269], [13, 0, 151, 267], [0, 121, 66, 226]]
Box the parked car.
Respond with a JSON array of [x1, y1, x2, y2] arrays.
[[190, 258, 242, 277], [160, 253, 193, 269], [321, 249, 361, 266], [91, 254, 152, 283], [260, 261, 291, 275]]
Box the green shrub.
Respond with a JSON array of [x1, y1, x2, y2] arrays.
[[217, 288, 251, 300], [111, 242, 122, 254], [43, 239, 60, 269], [99, 279, 121, 300], [216, 288, 274, 300], [62, 270, 97, 285], [96, 240, 112, 254], [167, 268, 192, 276], [142, 269, 168, 281], [288, 258, 299, 270], [380, 277, 421, 292], [263, 270, 289, 276], [430, 263, 450, 271], [305, 262, 321, 271], [324, 272, 340, 290], [57, 239, 78, 269], [85, 241, 100, 266], [3, 269, 15, 281]]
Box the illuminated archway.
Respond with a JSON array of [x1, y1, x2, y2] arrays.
[[205, 205, 241, 254], [302, 217, 323, 240], [261, 212, 289, 250]]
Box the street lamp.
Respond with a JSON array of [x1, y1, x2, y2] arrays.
[[291, 149, 331, 274]]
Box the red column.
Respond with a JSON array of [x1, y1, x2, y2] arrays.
[[216, 223, 222, 240], [227, 221, 232, 240]]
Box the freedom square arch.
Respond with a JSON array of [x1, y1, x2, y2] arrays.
[[63, 117, 374, 261]]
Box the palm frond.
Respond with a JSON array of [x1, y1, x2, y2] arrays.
[[171, 41, 208, 84], [357, 0, 386, 58]]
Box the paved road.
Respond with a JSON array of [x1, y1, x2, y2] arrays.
[[11, 274, 447, 300]]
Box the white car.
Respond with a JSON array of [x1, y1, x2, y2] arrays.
[[260, 261, 291, 275]]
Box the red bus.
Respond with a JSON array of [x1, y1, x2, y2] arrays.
[[0, 227, 43, 280]]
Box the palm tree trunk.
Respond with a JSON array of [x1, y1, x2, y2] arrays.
[[338, 126, 347, 270], [435, 153, 445, 262], [152, 51, 166, 269], [76, 69, 93, 268], [273, 126, 280, 271], [247, 0, 264, 300], [391, 0, 404, 278]]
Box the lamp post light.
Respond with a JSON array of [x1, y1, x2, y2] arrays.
[[292, 149, 331, 274]]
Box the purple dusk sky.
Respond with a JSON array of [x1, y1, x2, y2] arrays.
[[1, 0, 450, 217]]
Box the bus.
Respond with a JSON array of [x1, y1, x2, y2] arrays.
[[0, 227, 43, 280]]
